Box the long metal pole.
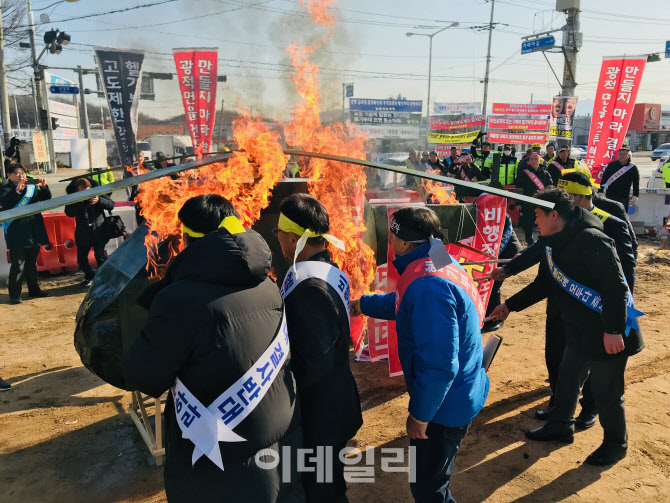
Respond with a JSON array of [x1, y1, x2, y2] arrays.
[[217, 98, 224, 149], [77, 66, 89, 139], [13, 94, 20, 127], [557, 5, 580, 149], [0, 0, 13, 171], [426, 35, 433, 142], [482, 0, 496, 116]]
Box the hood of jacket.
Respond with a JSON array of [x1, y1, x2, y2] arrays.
[[165, 226, 272, 288], [539, 206, 604, 251]]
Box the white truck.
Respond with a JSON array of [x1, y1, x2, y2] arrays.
[[145, 135, 194, 159]]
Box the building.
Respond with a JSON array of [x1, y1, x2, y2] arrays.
[[572, 103, 670, 151]]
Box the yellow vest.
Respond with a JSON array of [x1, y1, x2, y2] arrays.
[[663, 162, 670, 184]]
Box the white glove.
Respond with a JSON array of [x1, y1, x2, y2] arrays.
[[630, 196, 638, 205]]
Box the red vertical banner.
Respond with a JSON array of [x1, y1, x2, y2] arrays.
[[173, 48, 218, 154], [585, 56, 646, 183], [367, 264, 390, 362], [386, 208, 403, 377]]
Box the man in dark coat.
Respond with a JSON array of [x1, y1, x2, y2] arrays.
[[64, 178, 115, 286], [276, 194, 362, 503], [427, 151, 444, 173], [0, 164, 52, 303], [490, 189, 643, 466], [546, 145, 576, 185], [515, 153, 553, 246], [122, 194, 304, 503], [598, 146, 639, 210]]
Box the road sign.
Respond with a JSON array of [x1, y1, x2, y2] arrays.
[[666, 41, 670, 58], [50, 85, 79, 95], [521, 35, 556, 55]]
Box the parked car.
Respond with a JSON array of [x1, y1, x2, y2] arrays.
[[570, 146, 587, 159], [651, 143, 670, 161]]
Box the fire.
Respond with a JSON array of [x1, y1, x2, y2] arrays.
[[135, 115, 287, 277], [135, 0, 376, 299], [422, 169, 458, 205]]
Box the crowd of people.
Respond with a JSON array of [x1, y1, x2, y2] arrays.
[[0, 136, 645, 502]]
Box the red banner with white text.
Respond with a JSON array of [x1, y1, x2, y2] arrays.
[[173, 48, 218, 154], [585, 56, 646, 183], [435, 144, 468, 156], [487, 132, 547, 144], [488, 117, 549, 130], [430, 115, 486, 131], [492, 103, 551, 115], [385, 195, 506, 377]]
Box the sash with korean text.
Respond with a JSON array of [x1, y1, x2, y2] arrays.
[[172, 313, 289, 471], [2, 184, 35, 232], [602, 163, 635, 190], [523, 169, 545, 191]]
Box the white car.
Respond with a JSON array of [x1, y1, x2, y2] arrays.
[[650, 143, 670, 161]]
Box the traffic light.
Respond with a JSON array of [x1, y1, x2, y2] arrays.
[[44, 28, 71, 55], [39, 109, 59, 130], [647, 53, 661, 63]]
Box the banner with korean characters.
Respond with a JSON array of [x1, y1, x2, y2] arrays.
[[430, 115, 486, 131], [354, 124, 421, 140], [549, 96, 578, 140], [350, 110, 421, 126], [349, 98, 422, 113], [173, 48, 218, 153], [585, 56, 646, 183], [487, 132, 547, 145], [491, 103, 551, 115], [385, 194, 506, 378], [435, 144, 468, 156], [433, 102, 481, 116], [427, 130, 480, 145], [487, 117, 549, 131], [32, 131, 48, 162], [94, 46, 144, 167]]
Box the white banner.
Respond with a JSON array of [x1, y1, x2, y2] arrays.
[[48, 99, 77, 117], [432, 102, 482, 116], [354, 124, 421, 139]]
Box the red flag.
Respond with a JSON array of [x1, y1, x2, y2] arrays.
[[585, 56, 646, 183], [173, 48, 218, 154]]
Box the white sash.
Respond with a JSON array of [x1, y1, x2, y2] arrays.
[[280, 261, 351, 323], [523, 169, 545, 191], [603, 163, 635, 189], [172, 312, 290, 470]]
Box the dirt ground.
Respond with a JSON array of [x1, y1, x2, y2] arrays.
[[1, 243, 669, 503]]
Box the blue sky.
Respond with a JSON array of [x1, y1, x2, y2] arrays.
[[20, 0, 670, 120]]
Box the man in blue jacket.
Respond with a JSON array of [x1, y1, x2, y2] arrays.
[[351, 206, 489, 503]]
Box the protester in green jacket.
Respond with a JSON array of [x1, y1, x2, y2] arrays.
[[86, 167, 115, 186]]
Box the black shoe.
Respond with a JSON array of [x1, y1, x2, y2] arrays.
[[586, 443, 627, 466], [9, 297, 22, 305], [28, 290, 49, 298], [81, 278, 92, 287], [482, 319, 504, 332], [0, 377, 11, 391], [534, 408, 552, 420], [575, 411, 598, 431], [525, 423, 574, 443]]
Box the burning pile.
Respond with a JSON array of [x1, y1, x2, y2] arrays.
[[134, 0, 375, 296], [421, 170, 458, 205]]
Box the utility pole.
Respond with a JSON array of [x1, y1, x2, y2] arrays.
[[77, 66, 89, 138], [217, 98, 224, 150], [482, 0, 496, 118], [556, 0, 582, 148], [0, 0, 14, 171]]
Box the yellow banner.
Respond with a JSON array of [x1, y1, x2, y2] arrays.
[[32, 131, 48, 163], [427, 130, 480, 144]]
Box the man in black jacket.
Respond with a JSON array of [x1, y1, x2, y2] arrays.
[[490, 189, 643, 466], [122, 194, 304, 503], [427, 151, 444, 173], [546, 145, 575, 185], [515, 153, 553, 246], [276, 194, 362, 503], [598, 146, 639, 210], [0, 164, 52, 304], [64, 178, 115, 286]]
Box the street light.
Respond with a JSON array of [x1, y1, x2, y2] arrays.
[[406, 21, 459, 128]]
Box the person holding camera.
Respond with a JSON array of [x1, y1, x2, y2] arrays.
[[0, 164, 52, 304], [64, 178, 115, 286]]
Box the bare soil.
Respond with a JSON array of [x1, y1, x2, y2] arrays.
[[1, 243, 669, 503]]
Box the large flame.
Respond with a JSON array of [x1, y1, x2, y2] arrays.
[[135, 0, 375, 297], [422, 169, 458, 205]]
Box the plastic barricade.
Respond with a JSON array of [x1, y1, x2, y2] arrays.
[[37, 214, 64, 274]]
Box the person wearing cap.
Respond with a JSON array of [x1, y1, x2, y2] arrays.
[[153, 151, 176, 171], [351, 206, 489, 503], [489, 188, 643, 466], [517, 143, 546, 173], [515, 153, 553, 246], [274, 194, 362, 503], [543, 143, 557, 165], [598, 146, 639, 211], [122, 194, 304, 502], [546, 145, 576, 185], [497, 144, 519, 186]]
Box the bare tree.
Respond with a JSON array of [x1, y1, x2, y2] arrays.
[[2, 0, 36, 90]]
